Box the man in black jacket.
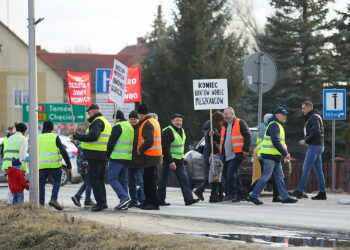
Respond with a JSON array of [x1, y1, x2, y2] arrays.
[[73, 104, 112, 212], [220, 107, 251, 202], [290, 101, 326, 200], [157, 114, 200, 206]]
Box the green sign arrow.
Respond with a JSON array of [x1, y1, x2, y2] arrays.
[[22, 103, 86, 123]]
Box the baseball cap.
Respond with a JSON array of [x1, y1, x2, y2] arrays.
[[274, 107, 288, 115], [86, 104, 99, 112]]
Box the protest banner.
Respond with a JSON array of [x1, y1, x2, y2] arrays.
[[108, 60, 128, 108], [124, 66, 142, 103], [193, 79, 228, 110], [66, 71, 92, 106], [193, 79, 228, 168]]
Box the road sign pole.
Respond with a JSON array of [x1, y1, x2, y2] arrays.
[[70, 104, 75, 132], [28, 0, 39, 206], [331, 119, 335, 191], [258, 54, 264, 125]]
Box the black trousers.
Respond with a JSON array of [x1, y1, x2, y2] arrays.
[[143, 166, 159, 206], [88, 159, 107, 206]]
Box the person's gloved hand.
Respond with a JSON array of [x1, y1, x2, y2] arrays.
[[12, 157, 22, 167]]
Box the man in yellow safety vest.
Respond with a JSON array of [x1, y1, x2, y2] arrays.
[[106, 110, 134, 210], [247, 107, 297, 205], [73, 104, 111, 212], [158, 114, 200, 206], [39, 120, 72, 210]]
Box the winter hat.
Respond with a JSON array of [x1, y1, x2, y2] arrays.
[[113, 110, 125, 120], [263, 113, 273, 124], [171, 114, 184, 120], [43, 120, 54, 131], [129, 110, 138, 119], [137, 103, 149, 115]]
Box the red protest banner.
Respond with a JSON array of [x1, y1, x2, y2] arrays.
[[66, 71, 92, 106], [107, 66, 142, 103], [124, 66, 142, 103]]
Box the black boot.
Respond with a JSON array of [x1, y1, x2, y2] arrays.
[[311, 192, 327, 200]]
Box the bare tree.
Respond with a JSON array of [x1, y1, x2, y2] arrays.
[[230, 0, 262, 51]]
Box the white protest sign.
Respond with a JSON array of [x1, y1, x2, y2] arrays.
[[193, 79, 228, 110], [108, 59, 128, 108]]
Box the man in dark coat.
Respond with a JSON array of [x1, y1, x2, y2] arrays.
[[73, 104, 112, 212], [136, 104, 162, 210], [290, 101, 326, 200]]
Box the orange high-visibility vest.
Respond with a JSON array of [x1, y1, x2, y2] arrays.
[[219, 118, 244, 154], [137, 118, 162, 156]]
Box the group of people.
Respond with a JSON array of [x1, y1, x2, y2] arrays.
[[1, 120, 72, 209], [70, 103, 200, 212], [1, 100, 327, 210], [193, 101, 326, 205]]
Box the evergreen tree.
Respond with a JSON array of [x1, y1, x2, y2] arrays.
[[142, 1, 248, 145], [142, 5, 175, 123], [332, 4, 350, 157], [251, 0, 336, 159]]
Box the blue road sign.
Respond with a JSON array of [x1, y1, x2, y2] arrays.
[[323, 89, 346, 120], [96, 68, 111, 93]]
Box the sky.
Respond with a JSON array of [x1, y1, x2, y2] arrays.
[[0, 0, 348, 54]]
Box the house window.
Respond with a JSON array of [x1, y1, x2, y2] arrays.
[[14, 89, 29, 107]]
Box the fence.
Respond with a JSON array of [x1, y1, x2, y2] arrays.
[[289, 158, 350, 193]]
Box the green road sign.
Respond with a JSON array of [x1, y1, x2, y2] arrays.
[[22, 103, 86, 123]]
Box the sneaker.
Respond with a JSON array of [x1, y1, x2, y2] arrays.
[[223, 195, 235, 201], [281, 197, 298, 203], [84, 200, 96, 208], [128, 200, 139, 208], [49, 199, 64, 211], [272, 197, 282, 202], [71, 195, 81, 207], [289, 190, 303, 199], [247, 196, 263, 205], [185, 199, 200, 206], [114, 197, 132, 210], [311, 192, 327, 200]]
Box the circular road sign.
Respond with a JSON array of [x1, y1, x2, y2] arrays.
[[243, 52, 277, 94]]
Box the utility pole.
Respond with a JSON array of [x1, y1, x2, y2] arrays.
[[28, 0, 43, 206]]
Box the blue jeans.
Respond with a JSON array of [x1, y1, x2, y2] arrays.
[[297, 145, 325, 193], [225, 158, 244, 197], [158, 163, 194, 203], [12, 193, 24, 205], [251, 158, 289, 200], [128, 168, 145, 203], [39, 168, 62, 205], [75, 174, 92, 202], [108, 161, 129, 200]]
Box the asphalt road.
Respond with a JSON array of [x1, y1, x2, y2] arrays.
[[1, 184, 350, 248]]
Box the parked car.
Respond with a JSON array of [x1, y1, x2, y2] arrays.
[[184, 127, 258, 189], [0, 135, 81, 186], [184, 127, 291, 190]]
